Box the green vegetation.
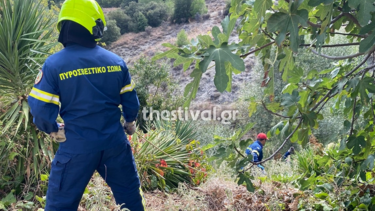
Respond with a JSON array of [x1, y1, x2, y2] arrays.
[[176, 29, 189, 47], [101, 19, 121, 45], [155, 0, 375, 209], [128, 58, 184, 131], [3, 0, 375, 210]]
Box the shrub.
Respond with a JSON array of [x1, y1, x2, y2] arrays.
[[135, 12, 148, 32], [190, 0, 207, 17], [145, 26, 152, 35], [144, 2, 168, 27], [96, 0, 122, 7], [176, 29, 189, 47], [107, 9, 132, 34], [101, 19, 121, 45], [173, 0, 193, 24], [128, 58, 184, 131]]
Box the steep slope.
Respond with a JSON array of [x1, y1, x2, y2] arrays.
[[110, 0, 257, 108]]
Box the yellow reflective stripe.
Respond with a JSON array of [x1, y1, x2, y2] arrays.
[[247, 147, 252, 151], [29, 87, 59, 105], [252, 150, 259, 156], [139, 187, 147, 210], [120, 80, 135, 94]]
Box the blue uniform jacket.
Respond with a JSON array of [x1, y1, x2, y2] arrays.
[[283, 151, 291, 160], [245, 140, 263, 162], [28, 44, 140, 154]]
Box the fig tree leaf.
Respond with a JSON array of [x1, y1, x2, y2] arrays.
[[348, 0, 375, 26], [267, 9, 308, 52]]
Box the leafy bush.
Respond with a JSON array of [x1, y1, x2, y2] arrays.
[[128, 58, 184, 131], [190, 0, 207, 17], [96, 0, 122, 7], [135, 12, 148, 32], [176, 29, 189, 47], [172, 0, 192, 23], [144, 2, 168, 27], [107, 9, 132, 34], [130, 121, 211, 190], [101, 19, 121, 45]]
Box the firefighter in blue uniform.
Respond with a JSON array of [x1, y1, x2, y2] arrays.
[[283, 147, 295, 160], [245, 133, 268, 170], [28, 0, 146, 210]]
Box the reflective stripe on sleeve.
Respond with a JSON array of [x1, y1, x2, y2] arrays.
[[120, 80, 135, 94], [252, 150, 259, 156], [29, 87, 59, 105]]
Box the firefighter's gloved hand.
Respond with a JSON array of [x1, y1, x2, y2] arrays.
[[50, 124, 66, 143], [257, 164, 265, 171], [124, 121, 136, 135]]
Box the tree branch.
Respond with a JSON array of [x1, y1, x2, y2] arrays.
[[261, 101, 292, 118], [257, 119, 303, 164], [301, 43, 360, 48], [311, 49, 364, 60], [307, 13, 345, 28], [329, 32, 366, 38], [349, 98, 356, 136], [234, 146, 246, 158], [343, 13, 361, 28], [311, 88, 336, 112], [240, 42, 275, 58], [345, 53, 373, 77]]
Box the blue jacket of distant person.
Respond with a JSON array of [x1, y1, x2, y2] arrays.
[[245, 140, 263, 162]]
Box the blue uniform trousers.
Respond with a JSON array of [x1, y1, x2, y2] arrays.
[[45, 141, 146, 211]]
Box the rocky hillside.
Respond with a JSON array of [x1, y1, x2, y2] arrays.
[[110, 0, 257, 108]]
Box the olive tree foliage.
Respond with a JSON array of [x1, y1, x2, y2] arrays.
[[154, 0, 375, 196], [101, 19, 121, 45]]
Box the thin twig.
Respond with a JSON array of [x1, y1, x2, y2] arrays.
[[355, 64, 375, 78], [307, 13, 344, 28], [243, 119, 303, 171], [342, 13, 361, 28], [261, 101, 291, 119], [234, 146, 246, 158], [300, 43, 360, 48], [349, 98, 356, 137], [311, 88, 336, 112], [329, 32, 366, 38], [259, 119, 303, 164], [345, 53, 373, 77], [240, 42, 275, 58], [311, 49, 364, 60]]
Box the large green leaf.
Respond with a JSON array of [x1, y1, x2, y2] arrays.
[[348, 0, 375, 26], [347, 136, 366, 155], [254, 0, 272, 22], [360, 33, 375, 53], [281, 90, 301, 107], [237, 173, 255, 192], [267, 9, 308, 52], [199, 44, 245, 92], [308, 0, 334, 7], [221, 16, 237, 38], [357, 77, 375, 105], [183, 68, 203, 107]]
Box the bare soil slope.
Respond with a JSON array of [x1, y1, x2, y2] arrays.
[[109, 0, 257, 108]]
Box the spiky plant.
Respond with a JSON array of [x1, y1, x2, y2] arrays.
[[0, 0, 59, 195], [131, 120, 210, 191]]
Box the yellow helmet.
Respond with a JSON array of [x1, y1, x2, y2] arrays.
[[57, 0, 106, 41]]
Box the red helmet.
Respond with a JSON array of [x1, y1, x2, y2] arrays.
[[257, 133, 268, 140]]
